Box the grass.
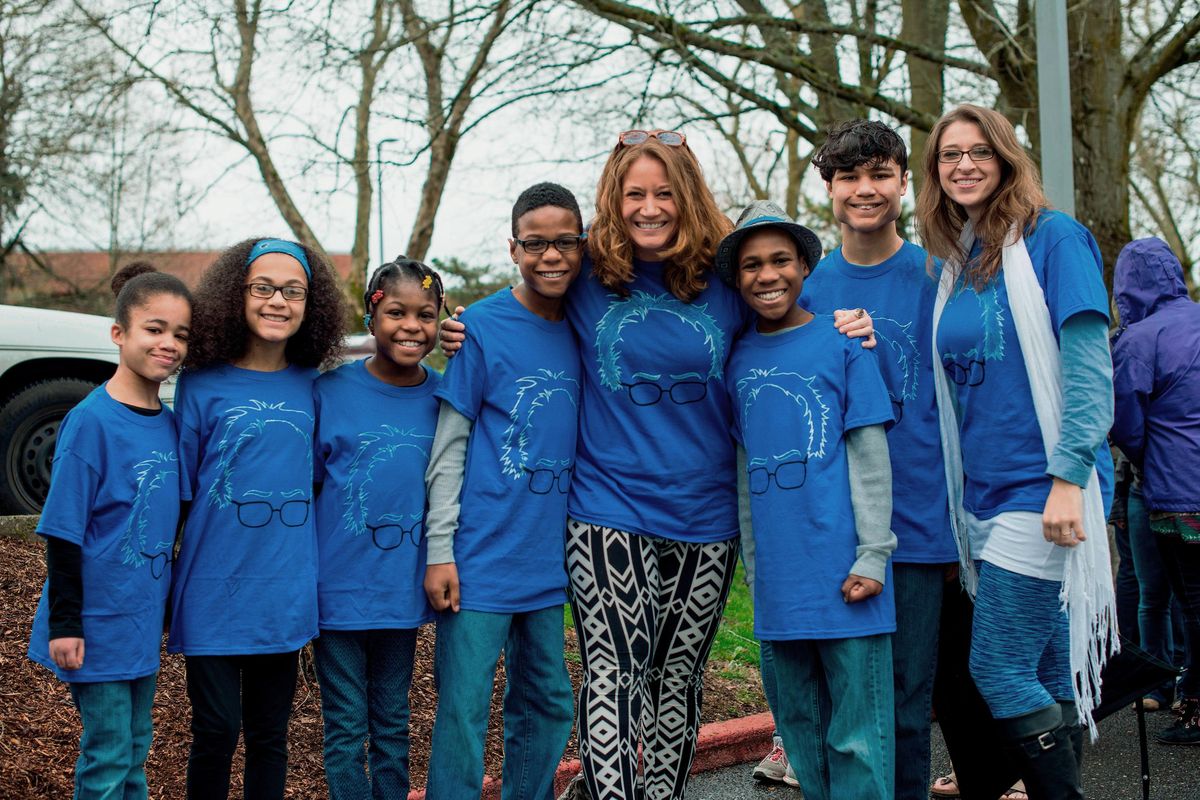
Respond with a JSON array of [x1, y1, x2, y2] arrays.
[[561, 561, 760, 672]]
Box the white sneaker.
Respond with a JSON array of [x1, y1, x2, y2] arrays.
[[783, 763, 801, 788], [752, 738, 790, 783]]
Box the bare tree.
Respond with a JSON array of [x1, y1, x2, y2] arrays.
[[568, 0, 1200, 280]]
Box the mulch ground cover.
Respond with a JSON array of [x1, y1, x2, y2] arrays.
[[0, 536, 766, 798]]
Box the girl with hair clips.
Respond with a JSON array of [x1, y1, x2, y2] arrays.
[[28, 263, 191, 799], [917, 105, 1117, 800], [169, 238, 345, 800], [442, 131, 874, 800], [311, 257, 444, 799]]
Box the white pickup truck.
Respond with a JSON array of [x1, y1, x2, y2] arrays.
[[0, 304, 176, 514]]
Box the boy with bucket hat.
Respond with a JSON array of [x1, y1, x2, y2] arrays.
[[718, 199, 899, 800]]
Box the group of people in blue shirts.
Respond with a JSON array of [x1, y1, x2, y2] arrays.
[[26, 102, 1196, 800]]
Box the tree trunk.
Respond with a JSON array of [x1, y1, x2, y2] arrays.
[[901, 0, 948, 195]]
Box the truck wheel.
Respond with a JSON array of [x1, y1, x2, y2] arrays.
[[0, 379, 97, 515]]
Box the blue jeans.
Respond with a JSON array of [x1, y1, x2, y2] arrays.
[[69, 673, 157, 800], [970, 562, 1072, 719], [891, 564, 943, 800], [1112, 501, 1141, 643], [1155, 529, 1200, 698], [426, 606, 574, 800], [1129, 487, 1184, 701], [770, 634, 894, 800], [760, 639, 779, 735], [313, 629, 417, 800]]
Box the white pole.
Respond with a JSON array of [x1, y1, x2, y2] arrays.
[[1036, 0, 1076, 217]]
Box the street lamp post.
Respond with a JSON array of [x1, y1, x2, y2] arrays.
[[376, 138, 400, 267]]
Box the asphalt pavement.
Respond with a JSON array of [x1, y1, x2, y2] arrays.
[[684, 709, 1197, 799]]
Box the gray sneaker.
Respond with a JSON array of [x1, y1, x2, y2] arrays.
[[783, 762, 801, 788], [556, 772, 591, 800], [752, 737, 790, 783]]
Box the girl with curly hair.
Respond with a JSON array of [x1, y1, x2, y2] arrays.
[[168, 238, 345, 799], [443, 131, 874, 800], [917, 105, 1117, 799]]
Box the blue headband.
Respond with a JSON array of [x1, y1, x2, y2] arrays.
[[246, 239, 312, 278]]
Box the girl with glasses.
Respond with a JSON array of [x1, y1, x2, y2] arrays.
[[28, 262, 192, 799], [169, 237, 345, 800], [917, 104, 1117, 799], [309, 257, 444, 799]]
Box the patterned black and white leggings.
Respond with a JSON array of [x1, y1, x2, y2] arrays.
[[566, 518, 739, 800]]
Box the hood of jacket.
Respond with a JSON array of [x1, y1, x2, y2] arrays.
[[1114, 237, 1188, 327]]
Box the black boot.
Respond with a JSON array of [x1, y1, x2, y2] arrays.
[[1058, 701, 1085, 770], [1001, 705, 1084, 800]]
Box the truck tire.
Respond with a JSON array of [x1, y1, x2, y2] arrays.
[[0, 378, 98, 515]]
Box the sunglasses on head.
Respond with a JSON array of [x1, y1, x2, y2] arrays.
[[618, 129, 686, 147]]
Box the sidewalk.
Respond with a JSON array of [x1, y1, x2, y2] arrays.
[[685, 711, 1197, 800]]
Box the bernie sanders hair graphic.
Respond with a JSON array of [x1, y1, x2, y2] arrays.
[[207, 400, 314, 522], [119, 450, 179, 570], [500, 369, 580, 483], [736, 367, 831, 462], [872, 313, 921, 403], [340, 424, 433, 543], [594, 290, 726, 395], [941, 285, 1007, 387]]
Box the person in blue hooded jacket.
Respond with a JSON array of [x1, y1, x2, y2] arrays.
[[1110, 237, 1200, 745]]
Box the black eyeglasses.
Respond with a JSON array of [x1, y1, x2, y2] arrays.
[[231, 498, 311, 528], [622, 379, 708, 407], [513, 235, 586, 255], [937, 146, 995, 165], [245, 283, 308, 301], [366, 519, 424, 551], [748, 458, 808, 494], [140, 549, 174, 580], [523, 465, 572, 495], [942, 358, 986, 387], [618, 129, 686, 147], [891, 396, 904, 425]]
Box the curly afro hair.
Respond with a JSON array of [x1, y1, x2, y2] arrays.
[[185, 237, 346, 370]]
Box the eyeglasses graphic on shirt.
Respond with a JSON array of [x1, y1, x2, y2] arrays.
[[891, 397, 905, 425], [231, 498, 311, 528], [942, 358, 986, 387], [747, 458, 808, 494], [524, 465, 572, 495], [621, 379, 708, 407], [140, 550, 174, 580], [367, 519, 424, 551]]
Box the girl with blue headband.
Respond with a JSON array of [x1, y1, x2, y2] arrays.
[[169, 237, 345, 799]]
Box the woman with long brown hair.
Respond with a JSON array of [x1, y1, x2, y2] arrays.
[[442, 129, 873, 799], [917, 105, 1117, 799]]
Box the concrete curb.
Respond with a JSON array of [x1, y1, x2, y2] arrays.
[[407, 711, 775, 799], [0, 515, 39, 541]]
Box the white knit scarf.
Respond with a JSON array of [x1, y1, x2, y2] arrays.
[[931, 223, 1119, 738]]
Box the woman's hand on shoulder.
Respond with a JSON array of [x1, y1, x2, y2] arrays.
[[424, 562, 461, 612], [440, 306, 467, 358], [841, 574, 883, 603], [833, 308, 877, 349], [1043, 477, 1086, 547], [49, 637, 84, 670]]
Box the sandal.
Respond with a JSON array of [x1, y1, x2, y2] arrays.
[[930, 772, 960, 798], [1001, 781, 1029, 800]]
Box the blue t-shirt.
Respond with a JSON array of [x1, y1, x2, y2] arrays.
[[169, 363, 319, 654], [313, 359, 439, 630], [802, 241, 957, 564], [935, 210, 1113, 519], [729, 318, 896, 640], [566, 254, 750, 542], [436, 288, 580, 613], [29, 385, 180, 682]]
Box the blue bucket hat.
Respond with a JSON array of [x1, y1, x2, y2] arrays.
[[714, 200, 823, 288]]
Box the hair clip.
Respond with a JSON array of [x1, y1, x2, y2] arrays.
[[363, 313, 373, 327], [369, 289, 385, 305], [422, 275, 433, 290]]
